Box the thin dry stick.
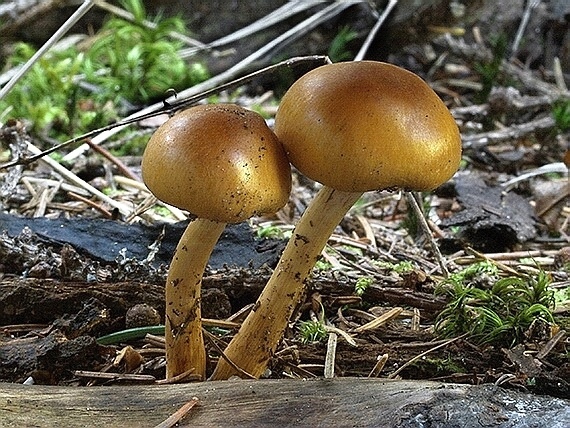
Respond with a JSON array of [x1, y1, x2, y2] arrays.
[[510, 0, 541, 58], [155, 368, 201, 385], [553, 57, 568, 91], [464, 247, 521, 276], [406, 192, 449, 277], [179, 0, 324, 57], [368, 353, 389, 378], [0, 56, 328, 171], [73, 370, 156, 382], [62, 0, 346, 162], [411, 308, 421, 332], [325, 325, 357, 347], [536, 330, 566, 360], [85, 139, 141, 181], [388, 334, 467, 379], [40, 56, 326, 165], [24, 142, 143, 219], [354, 0, 398, 61], [0, 0, 96, 101], [202, 328, 256, 380], [153, 397, 200, 428], [67, 191, 114, 218]]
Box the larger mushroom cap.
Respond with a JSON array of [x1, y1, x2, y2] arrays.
[[142, 104, 291, 223], [274, 61, 462, 192]]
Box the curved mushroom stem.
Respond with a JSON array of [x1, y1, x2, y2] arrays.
[[165, 218, 226, 380], [211, 186, 361, 380]]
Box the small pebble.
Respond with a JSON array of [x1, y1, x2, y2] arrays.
[[125, 303, 161, 329], [554, 247, 570, 270]]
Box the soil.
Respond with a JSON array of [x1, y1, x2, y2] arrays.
[[0, 0, 569, 415]]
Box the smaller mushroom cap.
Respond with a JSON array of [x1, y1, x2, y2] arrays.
[[142, 104, 291, 223], [274, 61, 462, 192]]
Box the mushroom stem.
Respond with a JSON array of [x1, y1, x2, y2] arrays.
[[211, 186, 361, 379], [165, 217, 226, 380]]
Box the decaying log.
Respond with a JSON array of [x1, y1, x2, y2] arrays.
[[1, 378, 568, 427], [0, 276, 446, 327]]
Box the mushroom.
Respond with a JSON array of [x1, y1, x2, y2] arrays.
[[212, 61, 462, 379], [142, 103, 291, 380]]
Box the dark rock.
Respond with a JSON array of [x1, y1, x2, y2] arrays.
[[0, 330, 109, 384], [0, 212, 282, 270], [440, 172, 537, 252]]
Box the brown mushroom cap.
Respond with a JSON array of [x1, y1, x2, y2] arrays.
[[142, 104, 291, 223], [274, 61, 462, 192]]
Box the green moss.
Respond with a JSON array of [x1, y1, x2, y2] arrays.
[[435, 266, 556, 346], [0, 0, 209, 141]]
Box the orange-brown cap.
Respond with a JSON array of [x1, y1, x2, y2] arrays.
[[274, 61, 462, 192], [142, 104, 291, 223]]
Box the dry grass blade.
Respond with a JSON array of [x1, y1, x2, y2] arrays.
[[353, 307, 403, 333], [536, 330, 566, 360], [85, 139, 141, 181], [53, 56, 328, 163], [387, 334, 468, 379], [95, 0, 205, 49], [0, 0, 95, 101], [179, 0, 324, 56], [406, 192, 449, 277], [24, 142, 143, 220], [325, 325, 357, 347], [354, 0, 398, 61], [368, 353, 389, 378], [155, 368, 201, 385]]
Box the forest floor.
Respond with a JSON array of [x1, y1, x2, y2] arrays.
[[0, 0, 569, 403]]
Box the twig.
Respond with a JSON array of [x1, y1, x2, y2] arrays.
[[553, 57, 568, 91], [73, 370, 155, 382], [464, 247, 525, 276], [536, 330, 566, 360], [387, 334, 467, 379], [406, 192, 449, 277], [153, 397, 200, 428], [202, 328, 256, 380], [67, 191, 114, 219], [179, 0, 324, 57], [85, 139, 141, 181], [462, 116, 556, 150], [368, 353, 389, 378], [0, 0, 96, 101], [354, 0, 398, 61], [510, 0, 541, 58], [155, 368, 201, 384], [0, 56, 328, 171], [324, 325, 357, 347], [453, 249, 559, 263], [24, 141, 145, 220], [112, 176, 187, 222], [411, 308, 421, 332]]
